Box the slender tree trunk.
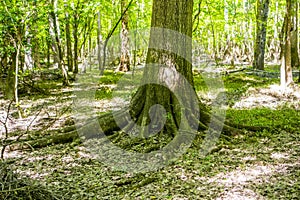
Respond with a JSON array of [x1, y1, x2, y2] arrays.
[[298, 1, 300, 83], [272, 2, 280, 63], [14, 43, 22, 118], [207, 5, 218, 64], [65, 1, 73, 72], [50, 0, 69, 86], [253, 0, 270, 70], [281, 0, 294, 87], [73, 14, 79, 74], [49, 8, 59, 65], [5, 54, 15, 99], [223, 0, 234, 65], [291, 0, 299, 69], [242, 0, 252, 62], [47, 38, 51, 68], [7, 40, 22, 118], [132, 5, 140, 74], [24, 25, 34, 71], [88, 35, 92, 71], [97, 11, 103, 73], [117, 0, 130, 72], [32, 0, 40, 69]]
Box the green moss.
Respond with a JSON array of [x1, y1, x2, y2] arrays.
[[95, 86, 113, 99], [226, 107, 300, 133]]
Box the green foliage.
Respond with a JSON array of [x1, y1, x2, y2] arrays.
[[95, 86, 112, 99], [99, 70, 123, 84]]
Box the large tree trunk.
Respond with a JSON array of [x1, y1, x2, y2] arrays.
[[128, 0, 198, 137], [76, 0, 239, 138], [253, 0, 270, 70], [116, 0, 131, 72]]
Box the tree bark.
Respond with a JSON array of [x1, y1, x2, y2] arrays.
[[32, 0, 40, 69], [88, 35, 92, 71], [291, 0, 299, 69], [13, 41, 22, 118], [117, 0, 131, 72], [253, 0, 270, 70], [65, 1, 73, 72], [50, 0, 69, 86], [73, 11, 79, 74], [24, 26, 34, 71], [281, 0, 294, 87], [97, 11, 103, 72], [121, 0, 201, 138]]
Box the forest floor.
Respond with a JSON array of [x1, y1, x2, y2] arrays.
[[1, 65, 300, 199]]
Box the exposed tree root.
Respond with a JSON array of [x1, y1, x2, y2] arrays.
[[7, 101, 267, 152], [8, 130, 78, 151]]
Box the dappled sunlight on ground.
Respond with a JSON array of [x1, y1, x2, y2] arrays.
[[217, 188, 263, 200], [211, 162, 299, 199], [234, 84, 300, 109], [94, 97, 129, 112]]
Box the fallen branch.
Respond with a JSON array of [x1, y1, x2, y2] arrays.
[[224, 67, 247, 74]]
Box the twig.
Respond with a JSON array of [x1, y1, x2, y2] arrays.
[[16, 104, 45, 142], [193, 0, 203, 33], [0, 100, 14, 159]]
